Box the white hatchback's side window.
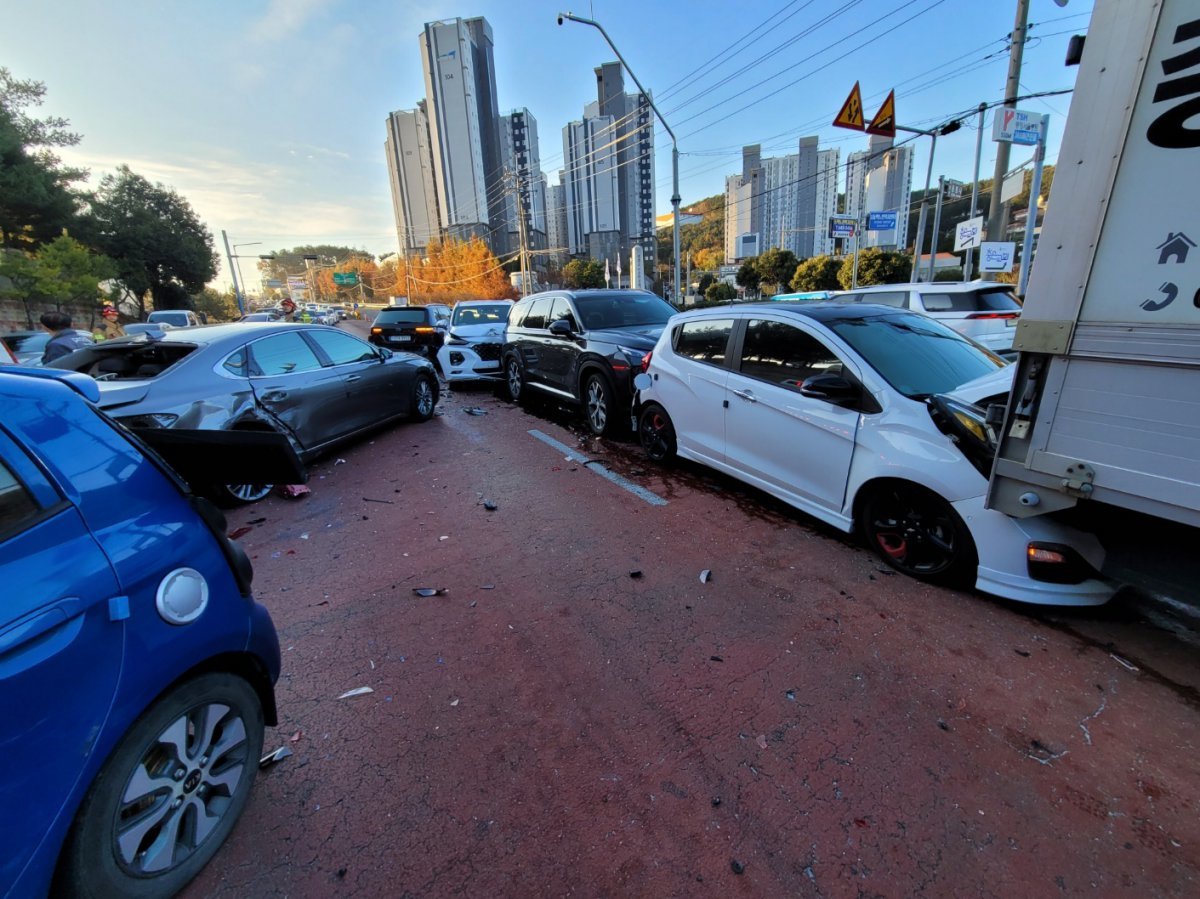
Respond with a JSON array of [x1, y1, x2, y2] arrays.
[[738, 319, 845, 391], [674, 319, 734, 366]]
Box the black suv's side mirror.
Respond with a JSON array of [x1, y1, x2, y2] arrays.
[[548, 318, 574, 338], [799, 373, 860, 405]]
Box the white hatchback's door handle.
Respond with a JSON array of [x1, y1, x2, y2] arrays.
[[731, 389, 757, 403]]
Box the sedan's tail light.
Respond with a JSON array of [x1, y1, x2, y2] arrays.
[[965, 312, 1019, 320], [640, 351, 653, 373]]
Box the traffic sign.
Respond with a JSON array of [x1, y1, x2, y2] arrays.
[[829, 216, 858, 239], [979, 242, 1016, 273], [867, 211, 897, 231], [332, 272, 359, 286], [833, 82, 865, 131], [993, 108, 1045, 145], [954, 215, 986, 252], [866, 90, 896, 138]]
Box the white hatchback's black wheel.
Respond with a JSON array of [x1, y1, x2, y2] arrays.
[[638, 403, 677, 463], [54, 673, 265, 899], [412, 373, 436, 421], [505, 356, 524, 403], [859, 482, 977, 586], [583, 372, 617, 436], [219, 483, 273, 506]]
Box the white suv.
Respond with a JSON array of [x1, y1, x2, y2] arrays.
[[834, 282, 1021, 353]]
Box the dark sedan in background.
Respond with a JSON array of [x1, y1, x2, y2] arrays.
[[47, 323, 439, 503]]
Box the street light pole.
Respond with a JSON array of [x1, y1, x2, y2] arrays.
[[221, 230, 246, 315], [558, 12, 681, 305], [899, 126, 937, 283], [232, 241, 262, 311]]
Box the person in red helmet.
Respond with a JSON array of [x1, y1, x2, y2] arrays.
[[279, 297, 297, 322], [94, 305, 126, 341]]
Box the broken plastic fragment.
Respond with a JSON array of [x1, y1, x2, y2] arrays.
[[413, 588, 446, 597], [629, 570, 643, 579], [227, 526, 252, 540], [463, 407, 487, 416], [1110, 653, 1139, 672], [483, 500, 498, 511], [289, 730, 303, 743], [480, 584, 495, 590], [277, 484, 310, 499], [755, 734, 768, 749], [439, 535, 449, 541], [337, 686, 375, 699], [450, 698, 460, 707], [259, 746, 293, 768], [700, 569, 712, 583], [334, 458, 346, 465]]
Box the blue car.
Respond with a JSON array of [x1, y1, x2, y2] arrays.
[[0, 368, 281, 897]]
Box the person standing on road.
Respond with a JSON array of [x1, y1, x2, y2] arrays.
[[279, 298, 297, 323], [40, 311, 92, 363], [93, 305, 125, 341]]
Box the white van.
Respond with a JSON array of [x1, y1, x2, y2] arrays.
[[146, 310, 202, 328]]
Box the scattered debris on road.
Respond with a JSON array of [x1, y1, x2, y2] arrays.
[[259, 746, 293, 768], [363, 496, 396, 504], [463, 407, 488, 416], [483, 500, 498, 511], [731, 860, 746, 875], [629, 569, 643, 579], [700, 569, 712, 583], [277, 484, 310, 499], [413, 588, 447, 597], [337, 687, 375, 699], [227, 526, 252, 540]]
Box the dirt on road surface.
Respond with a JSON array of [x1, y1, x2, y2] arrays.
[[185, 329, 1198, 898]]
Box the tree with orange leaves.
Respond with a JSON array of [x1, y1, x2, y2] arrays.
[[378, 237, 516, 305]]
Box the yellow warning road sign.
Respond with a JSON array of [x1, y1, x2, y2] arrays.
[[833, 82, 865, 131], [867, 90, 897, 138]]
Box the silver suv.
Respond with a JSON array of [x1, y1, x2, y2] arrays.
[[834, 282, 1021, 353]]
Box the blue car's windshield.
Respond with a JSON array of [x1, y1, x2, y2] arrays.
[[827, 312, 1005, 398]]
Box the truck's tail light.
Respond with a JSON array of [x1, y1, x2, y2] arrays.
[[966, 312, 1020, 320]]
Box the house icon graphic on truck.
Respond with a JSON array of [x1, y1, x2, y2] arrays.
[[1156, 232, 1195, 264]]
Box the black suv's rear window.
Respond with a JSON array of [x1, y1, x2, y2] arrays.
[[921, 288, 1021, 313], [375, 309, 428, 324]]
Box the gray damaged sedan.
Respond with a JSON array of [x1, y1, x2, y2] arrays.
[[48, 322, 439, 503]]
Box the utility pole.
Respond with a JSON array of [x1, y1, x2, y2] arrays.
[[985, 0, 1030, 276], [685, 252, 691, 303], [964, 102, 987, 280], [511, 169, 532, 295], [928, 177, 946, 282], [221, 230, 246, 315]]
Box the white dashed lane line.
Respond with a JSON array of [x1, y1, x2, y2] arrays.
[[527, 429, 668, 507]]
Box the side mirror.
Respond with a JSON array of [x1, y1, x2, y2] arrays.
[[548, 318, 574, 338], [799, 373, 860, 404], [378, 347, 394, 361]]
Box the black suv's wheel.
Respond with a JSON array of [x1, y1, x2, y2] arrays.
[[583, 371, 617, 436], [54, 672, 265, 899], [411, 373, 436, 421], [859, 482, 977, 586], [638, 403, 677, 463], [505, 356, 524, 403]]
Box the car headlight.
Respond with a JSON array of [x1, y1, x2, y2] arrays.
[[927, 395, 997, 477], [446, 331, 469, 345], [118, 413, 179, 429]]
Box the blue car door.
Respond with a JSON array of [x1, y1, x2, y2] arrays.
[[0, 428, 124, 891]]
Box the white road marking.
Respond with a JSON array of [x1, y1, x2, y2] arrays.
[[527, 429, 668, 507]]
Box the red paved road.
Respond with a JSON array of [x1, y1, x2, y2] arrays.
[[185, 325, 1198, 898]]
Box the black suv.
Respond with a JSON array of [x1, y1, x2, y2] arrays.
[[369, 304, 451, 358], [502, 289, 676, 435]]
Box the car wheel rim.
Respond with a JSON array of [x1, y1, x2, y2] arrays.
[[507, 361, 521, 398], [868, 489, 958, 575], [114, 702, 250, 875], [415, 378, 434, 416], [226, 484, 272, 502], [640, 410, 672, 461], [586, 379, 608, 432]]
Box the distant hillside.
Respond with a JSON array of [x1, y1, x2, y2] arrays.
[[658, 193, 725, 271]]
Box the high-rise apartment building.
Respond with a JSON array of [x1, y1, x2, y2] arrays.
[[384, 102, 440, 254], [561, 63, 655, 278], [545, 181, 567, 267], [845, 135, 914, 251], [724, 138, 840, 264], [499, 108, 548, 266]]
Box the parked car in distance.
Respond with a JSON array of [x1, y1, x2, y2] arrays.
[[832, 281, 1022, 353], [146, 309, 203, 328], [46, 323, 440, 504], [633, 302, 1114, 605], [0, 367, 280, 898], [437, 299, 513, 382], [1, 329, 95, 366], [503, 289, 677, 436], [238, 312, 280, 322], [368, 304, 452, 359], [124, 322, 173, 336]]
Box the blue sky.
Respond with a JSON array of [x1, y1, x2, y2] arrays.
[[1, 0, 1092, 287]]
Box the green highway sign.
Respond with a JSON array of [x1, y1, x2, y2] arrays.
[[332, 272, 359, 286]]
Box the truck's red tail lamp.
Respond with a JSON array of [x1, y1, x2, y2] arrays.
[[966, 312, 1020, 320], [1027, 542, 1096, 585]]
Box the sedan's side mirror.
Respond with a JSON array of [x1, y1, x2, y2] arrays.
[[378, 347, 394, 360], [548, 318, 574, 338], [799, 373, 860, 404]]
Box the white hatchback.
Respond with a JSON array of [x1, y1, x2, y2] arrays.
[[437, 300, 513, 382], [834, 281, 1021, 353], [634, 303, 1113, 605]]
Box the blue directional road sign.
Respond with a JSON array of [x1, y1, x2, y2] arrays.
[[867, 211, 897, 231]]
